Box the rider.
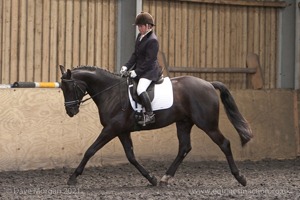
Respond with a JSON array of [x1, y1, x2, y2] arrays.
[[120, 12, 162, 125]]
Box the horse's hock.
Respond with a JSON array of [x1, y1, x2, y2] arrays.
[[0, 87, 298, 172]]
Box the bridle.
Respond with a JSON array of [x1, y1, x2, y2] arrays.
[[61, 79, 88, 108], [61, 78, 128, 108]]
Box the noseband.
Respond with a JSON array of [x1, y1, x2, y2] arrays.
[[62, 79, 87, 108]]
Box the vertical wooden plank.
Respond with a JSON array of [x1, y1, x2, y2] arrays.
[[229, 6, 237, 87], [58, 0, 66, 70], [259, 8, 266, 88], [224, 5, 231, 85], [161, 1, 169, 58], [42, 0, 50, 81], [94, 0, 102, 67], [174, 2, 182, 73], [102, 0, 108, 67], [155, 0, 163, 51], [253, 7, 260, 54], [87, 0, 95, 65], [80, 0, 87, 65], [181, 2, 188, 69], [73, 0, 80, 66], [0, 1, 4, 83], [144, 0, 150, 13], [142, 0, 147, 10], [270, 8, 277, 88], [247, 7, 254, 53], [194, 3, 201, 69], [19, 0, 27, 81], [200, 3, 207, 80], [142, 0, 148, 13], [242, 6, 248, 88], [206, 4, 213, 81], [235, 6, 243, 89], [65, 0, 74, 68], [26, 0, 35, 81], [236, 7, 242, 66], [218, 4, 225, 81], [108, 0, 116, 71], [148, 0, 156, 18], [183, 2, 196, 76], [0, 0, 2, 82], [34, 0, 43, 81], [265, 8, 271, 88], [168, 1, 176, 71], [49, 0, 58, 81], [10, 0, 19, 82], [187, 3, 194, 68], [212, 5, 219, 81], [2, 0, 11, 83]]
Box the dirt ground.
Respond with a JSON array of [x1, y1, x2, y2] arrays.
[[0, 158, 299, 199]]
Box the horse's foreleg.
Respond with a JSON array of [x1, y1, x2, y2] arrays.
[[160, 120, 193, 186], [206, 129, 247, 186], [67, 131, 116, 185], [118, 132, 157, 186]]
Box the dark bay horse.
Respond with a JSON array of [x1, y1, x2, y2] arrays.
[[59, 65, 253, 187]]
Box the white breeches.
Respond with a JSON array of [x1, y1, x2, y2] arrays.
[[137, 78, 152, 95]]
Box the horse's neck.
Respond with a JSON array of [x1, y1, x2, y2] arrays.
[[77, 70, 121, 95]]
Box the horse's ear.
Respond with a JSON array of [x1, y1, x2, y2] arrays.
[[59, 65, 65, 75], [66, 69, 72, 79]]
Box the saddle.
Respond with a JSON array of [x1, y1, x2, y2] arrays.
[[128, 76, 164, 105], [127, 76, 173, 119]]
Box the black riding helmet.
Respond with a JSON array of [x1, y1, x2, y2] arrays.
[[134, 12, 155, 26]]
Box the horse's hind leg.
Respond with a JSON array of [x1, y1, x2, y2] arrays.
[[118, 132, 157, 186], [206, 128, 247, 186], [160, 120, 193, 185]]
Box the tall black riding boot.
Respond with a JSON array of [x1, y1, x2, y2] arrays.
[[138, 92, 155, 126]]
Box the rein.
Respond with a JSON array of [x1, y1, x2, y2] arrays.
[[81, 79, 127, 103], [63, 78, 127, 107]]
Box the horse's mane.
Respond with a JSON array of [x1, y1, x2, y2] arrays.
[[72, 65, 121, 78], [73, 65, 98, 71]]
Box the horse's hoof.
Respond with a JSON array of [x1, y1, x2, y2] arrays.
[[159, 181, 168, 187], [149, 175, 158, 186], [159, 174, 172, 186], [237, 175, 247, 186], [67, 177, 77, 185]]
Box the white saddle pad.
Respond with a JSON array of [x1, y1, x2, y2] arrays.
[[128, 77, 173, 111]]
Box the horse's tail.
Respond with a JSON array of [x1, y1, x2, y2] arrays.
[[211, 81, 253, 146]]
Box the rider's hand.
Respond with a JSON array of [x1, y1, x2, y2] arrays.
[[120, 66, 127, 75], [129, 70, 137, 78]]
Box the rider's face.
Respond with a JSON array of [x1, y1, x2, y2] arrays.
[[137, 24, 149, 35]]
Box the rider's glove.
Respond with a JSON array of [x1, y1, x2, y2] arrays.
[[129, 70, 137, 78], [120, 66, 127, 75]]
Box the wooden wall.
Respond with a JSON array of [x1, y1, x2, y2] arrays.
[[0, 0, 286, 89], [0, 88, 298, 171], [0, 0, 117, 83], [143, 0, 282, 89]]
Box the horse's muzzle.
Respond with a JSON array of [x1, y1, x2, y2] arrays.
[[66, 107, 79, 117]]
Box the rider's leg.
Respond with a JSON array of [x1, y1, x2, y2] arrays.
[[137, 78, 155, 125]]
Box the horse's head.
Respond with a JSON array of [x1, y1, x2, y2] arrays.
[[59, 65, 87, 117]]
